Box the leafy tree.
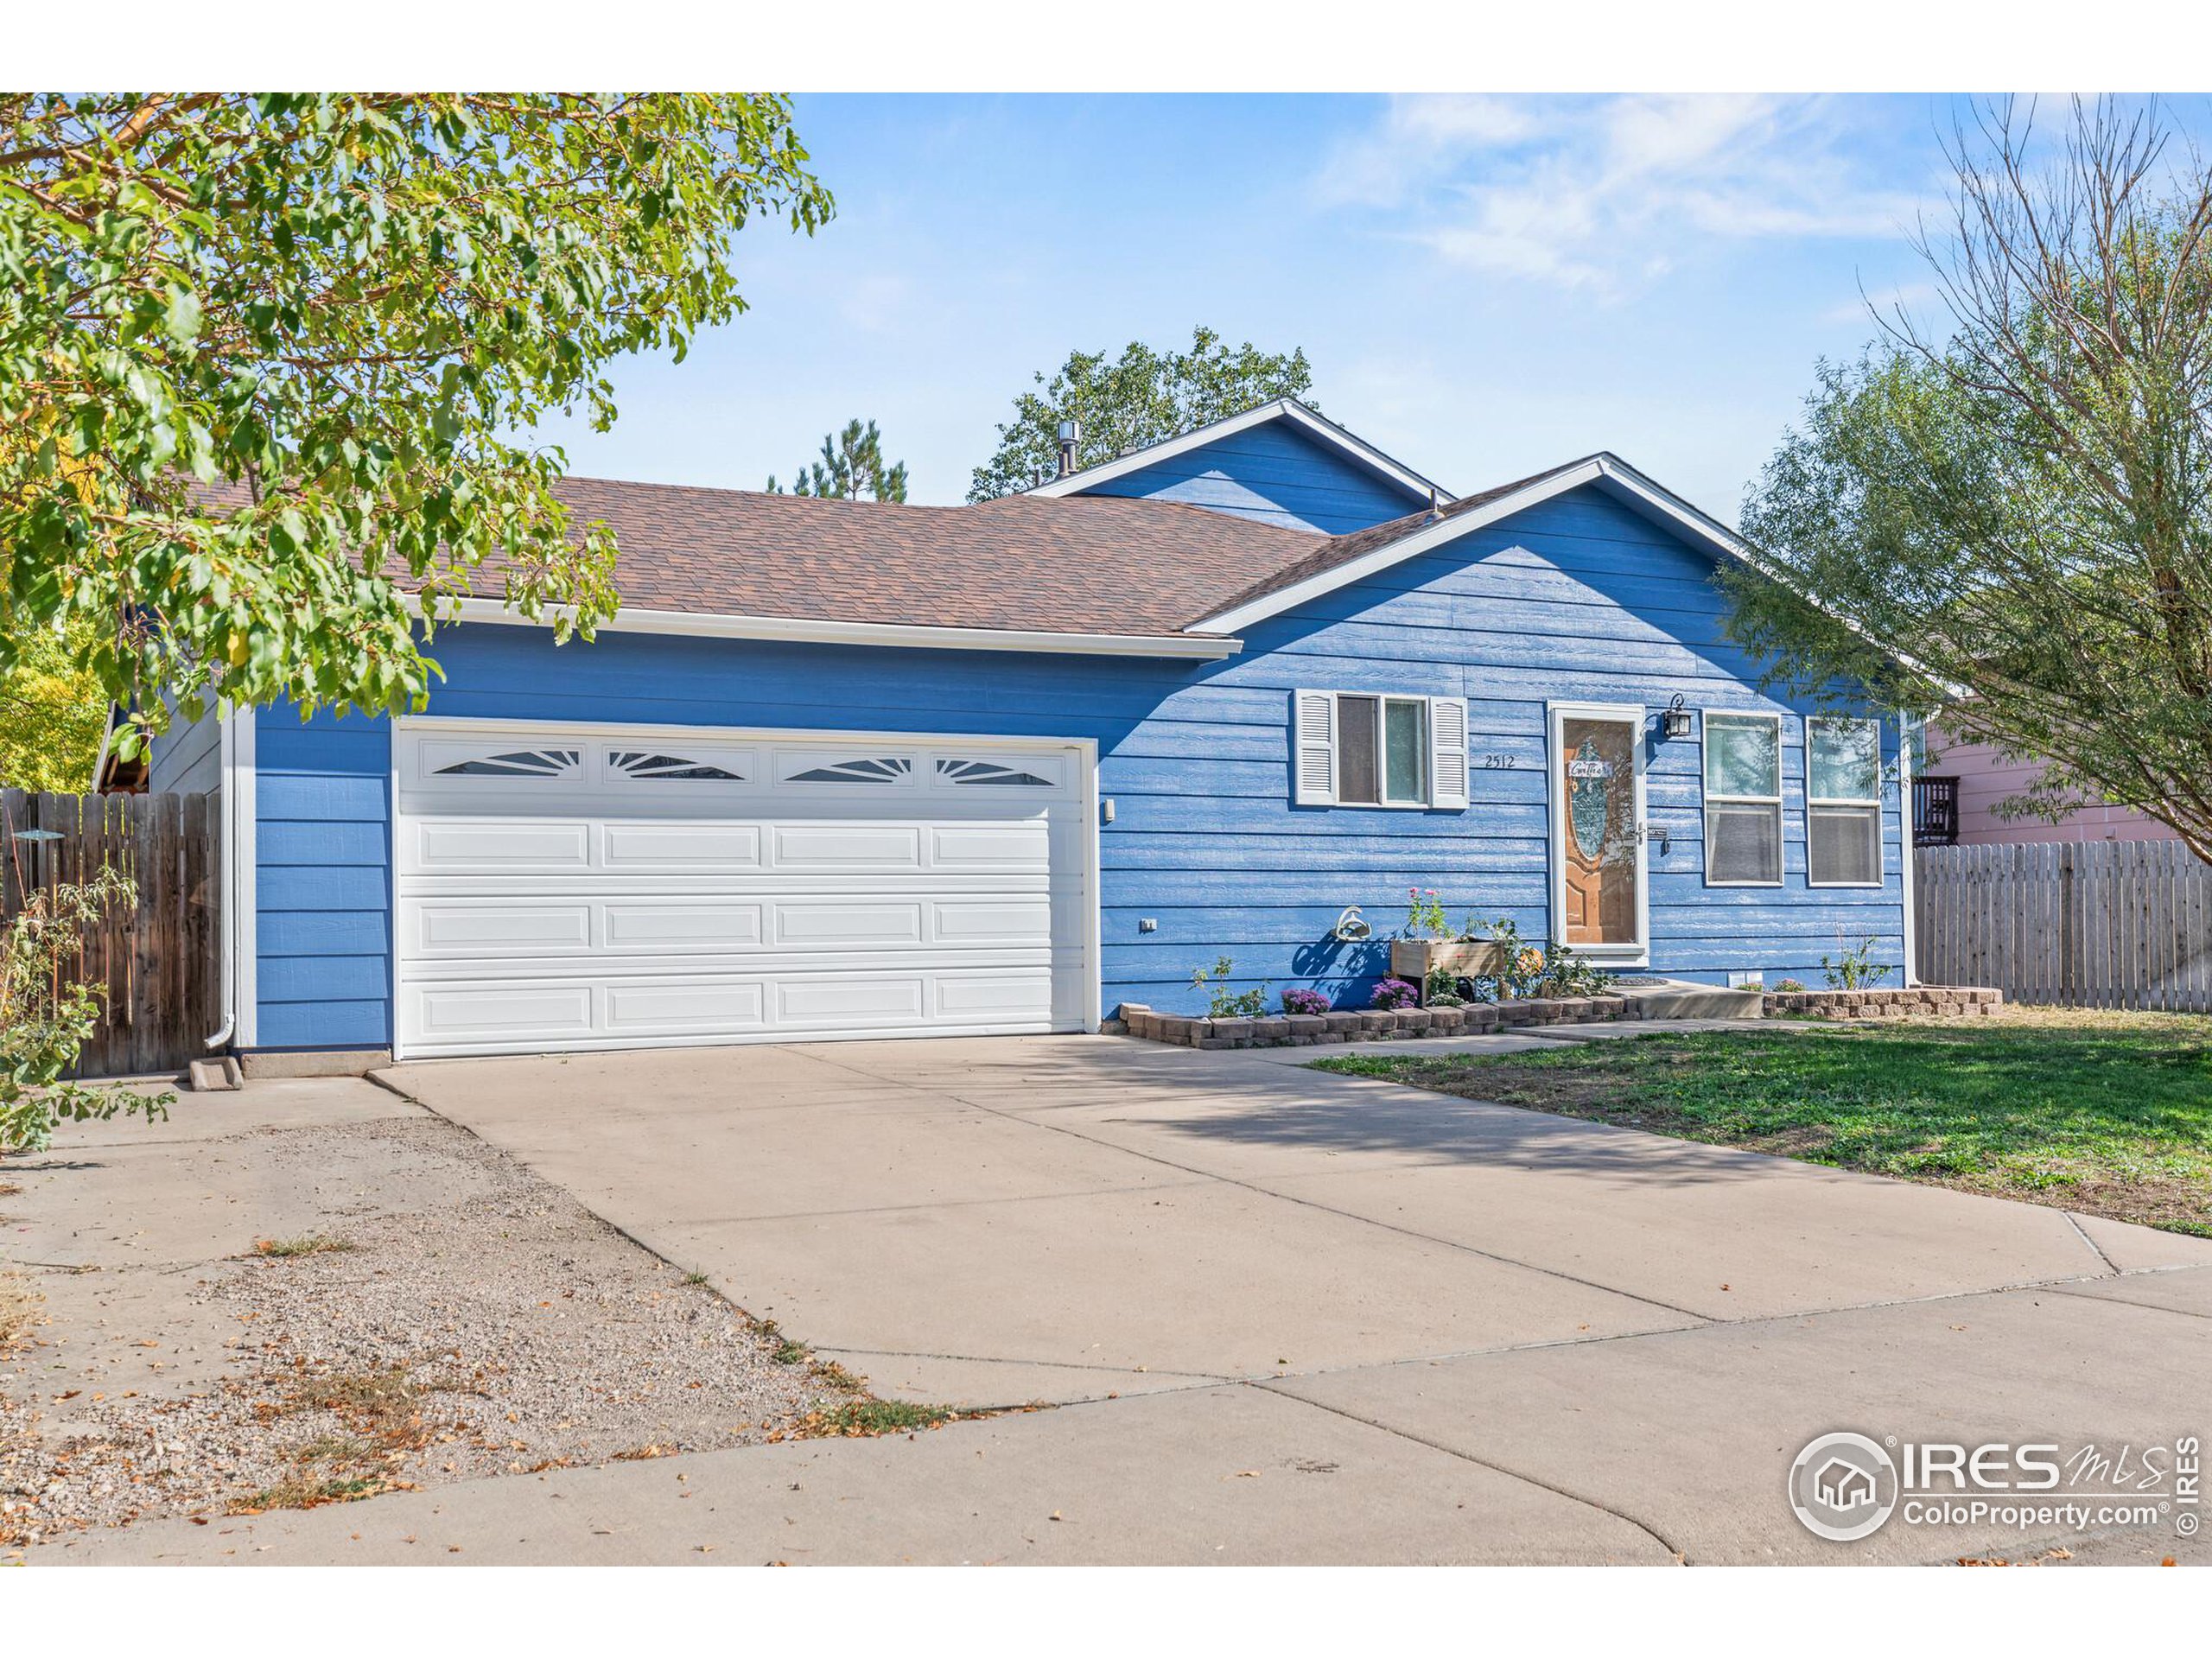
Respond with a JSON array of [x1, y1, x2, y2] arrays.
[[1731, 99, 2212, 863], [0, 619, 106, 790], [0, 93, 832, 760], [968, 325, 1315, 502], [767, 417, 908, 501]]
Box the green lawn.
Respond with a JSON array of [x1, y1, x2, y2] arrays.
[[1311, 1007, 2212, 1236]]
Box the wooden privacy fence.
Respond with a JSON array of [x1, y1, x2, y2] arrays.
[[0, 789, 222, 1077], [1916, 840, 2212, 1011]]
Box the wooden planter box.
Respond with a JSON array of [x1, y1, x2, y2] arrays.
[[1389, 938, 1511, 984]]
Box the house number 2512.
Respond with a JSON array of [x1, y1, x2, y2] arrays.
[[1480, 754, 1517, 769]]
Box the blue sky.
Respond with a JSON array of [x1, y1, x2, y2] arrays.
[[535, 94, 2020, 520]]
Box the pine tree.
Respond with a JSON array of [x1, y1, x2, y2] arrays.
[[766, 418, 910, 502]]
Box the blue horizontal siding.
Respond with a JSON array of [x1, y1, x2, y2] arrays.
[[246, 480, 1908, 1045], [257, 906, 391, 959], [258, 773, 388, 821], [258, 954, 392, 1001], [1077, 418, 1425, 534], [258, 863, 390, 912], [257, 999, 392, 1050], [252, 702, 391, 1050], [258, 819, 388, 867]]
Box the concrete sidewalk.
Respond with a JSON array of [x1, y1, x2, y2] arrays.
[[20, 1033, 2212, 1565]]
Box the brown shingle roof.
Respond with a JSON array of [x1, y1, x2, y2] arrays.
[[531, 480, 1325, 637], [195, 467, 1608, 639]]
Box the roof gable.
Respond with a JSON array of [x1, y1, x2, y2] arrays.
[[1027, 398, 1449, 534], [1185, 453, 1758, 635]]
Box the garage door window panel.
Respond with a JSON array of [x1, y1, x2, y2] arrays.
[[937, 758, 1056, 788], [434, 747, 583, 779], [785, 754, 916, 785], [608, 749, 747, 782]]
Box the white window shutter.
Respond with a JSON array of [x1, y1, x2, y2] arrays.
[[1429, 696, 1469, 809], [1293, 690, 1336, 805]]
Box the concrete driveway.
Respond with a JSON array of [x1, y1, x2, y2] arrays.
[[50, 1033, 2212, 1564]]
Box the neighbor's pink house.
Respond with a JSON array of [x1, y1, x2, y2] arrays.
[[1916, 722, 2178, 848]]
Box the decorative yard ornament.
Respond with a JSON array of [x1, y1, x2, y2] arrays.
[[1568, 740, 1612, 860], [1332, 906, 1373, 943]]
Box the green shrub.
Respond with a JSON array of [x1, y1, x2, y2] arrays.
[[2, 868, 173, 1153], [1820, 935, 1891, 991], [1190, 956, 1268, 1019]]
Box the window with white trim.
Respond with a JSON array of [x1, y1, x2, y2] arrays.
[[1701, 712, 1783, 885], [1293, 690, 1468, 810], [1806, 716, 1884, 887]]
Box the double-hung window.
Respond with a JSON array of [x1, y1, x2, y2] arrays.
[[1806, 716, 1885, 887], [1701, 712, 1783, 885], [1293, 690, 1469, 810]]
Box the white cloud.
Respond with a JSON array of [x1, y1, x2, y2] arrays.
[[1319, 94, 1931, 299], [1314, 94, 1551, 208]]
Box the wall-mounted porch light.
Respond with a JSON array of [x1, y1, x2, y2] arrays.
[[1659, 694, 1694, 741]]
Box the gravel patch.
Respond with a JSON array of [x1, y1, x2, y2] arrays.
[[2, 1115, 862, 1548]]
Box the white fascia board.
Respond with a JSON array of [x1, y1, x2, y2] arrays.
[[1027, 397, 1452, 505], [89, 706, 118, 792], [415, 595, 1243, 661]]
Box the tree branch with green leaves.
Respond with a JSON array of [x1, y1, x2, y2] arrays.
[[0, 93, 833, 755], [1731, 97, 2212, 862]]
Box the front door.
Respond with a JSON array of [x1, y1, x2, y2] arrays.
[[1550, 706, 1644, 958]]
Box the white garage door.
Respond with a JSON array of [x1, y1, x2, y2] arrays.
[[393, 722, 1092, 1058]]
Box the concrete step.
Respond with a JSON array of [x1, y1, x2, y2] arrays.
[[1612, 978, 1766, 1020]]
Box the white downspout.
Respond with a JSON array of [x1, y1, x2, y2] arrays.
[[1897, 709, 1919, 988], [204, 707, 238, 1049]]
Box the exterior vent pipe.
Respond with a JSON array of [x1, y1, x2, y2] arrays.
[[1057, 419, 1081, 479]]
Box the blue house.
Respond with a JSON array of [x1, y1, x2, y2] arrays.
[[149, 399, 1913, 1071]]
